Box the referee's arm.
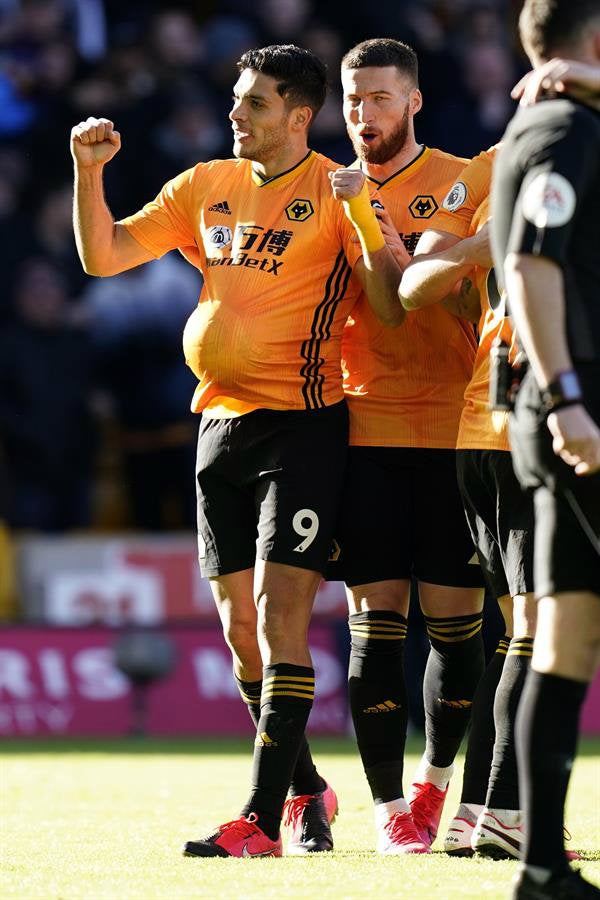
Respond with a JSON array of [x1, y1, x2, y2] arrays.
[[503, 253, 571, 389], [499, 112, 600, 474], [504, 252, 600, 475]]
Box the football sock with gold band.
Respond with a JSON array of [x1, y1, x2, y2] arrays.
[[348, 610, 409, 803], [235, 674, 325, 797], [486, 636, 533, 809], [460, 634, 510, 804], [242, 663, 315, 840], [423, 612, 485, 768]]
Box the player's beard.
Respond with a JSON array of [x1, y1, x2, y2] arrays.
[[233, 114, 291, 165], [350, 106, 410, 165]]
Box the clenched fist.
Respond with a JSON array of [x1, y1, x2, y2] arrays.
[[329, 168, 366, 201], [71, 117, 121, 168]]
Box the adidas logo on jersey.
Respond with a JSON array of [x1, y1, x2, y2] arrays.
[[208, 200, 231, 215]]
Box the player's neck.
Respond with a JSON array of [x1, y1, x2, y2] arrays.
[[251, 143, 311, 181], [361, 137, 422, 183]]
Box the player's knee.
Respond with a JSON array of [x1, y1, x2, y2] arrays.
[[257, 604, 288, 647], [222, 619, 259, 662], [346, 581, 410, 616], [257, 602, 310, 659]]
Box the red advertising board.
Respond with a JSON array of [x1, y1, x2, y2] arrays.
[[0, 626, 347, 738]]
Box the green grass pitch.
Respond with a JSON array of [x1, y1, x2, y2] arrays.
[[2, 736, 599, 899]]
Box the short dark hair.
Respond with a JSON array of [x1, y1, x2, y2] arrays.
[[341, 38, 419, 87], [236, 44, 327, 117], [519, 0, 600, 60]]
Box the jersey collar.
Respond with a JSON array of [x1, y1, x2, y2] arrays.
[[362, 146, 430, 188], [251, 151, 314, 188]]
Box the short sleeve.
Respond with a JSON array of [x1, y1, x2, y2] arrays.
[[118, 166, 198, 258], [507, 111, 598, 266], [433, 150, 494, 238]]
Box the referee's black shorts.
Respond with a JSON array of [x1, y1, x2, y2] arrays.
[[510, 365, 600, 598], [456, 448, 534, 600], [195, 400, 348, 578], [327, 446, 484, 589]]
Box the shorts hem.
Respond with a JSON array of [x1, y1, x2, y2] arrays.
[[259, 551, 328, 576], [198, 559, 256, 578], [415, 572, 486, 589], [341, 572, 412, 588]]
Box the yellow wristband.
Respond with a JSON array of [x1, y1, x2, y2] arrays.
[[342, 183, 386, 254]]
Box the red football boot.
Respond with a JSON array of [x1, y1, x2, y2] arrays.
[[183, 812, 282, 858], [283, 782, 338, 854], [408, 781, 449, 847]]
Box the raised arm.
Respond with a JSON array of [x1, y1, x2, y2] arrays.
[[330, 169, 405, 328], [71, 117, 155, 276]]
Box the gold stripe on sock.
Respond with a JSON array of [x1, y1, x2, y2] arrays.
[[350, 628, 406, 641], [239, 691, 261, 705], [350, 626, 407, 637], [263, 689, 315, 700], [427, 624, 482, 642], [263, 674, 315, 685], [426, 618, 483, 634]]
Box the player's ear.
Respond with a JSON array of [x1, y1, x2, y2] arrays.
[[292, 105, 313, 132], [410, 89, 423, 115]]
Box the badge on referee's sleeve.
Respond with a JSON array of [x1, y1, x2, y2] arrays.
[[521, 171, 576, 229]]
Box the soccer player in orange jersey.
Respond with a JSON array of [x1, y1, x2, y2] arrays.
[[71, 45, 403, 859], [400, 151, 541, 860], [327, 38, 485, 854]]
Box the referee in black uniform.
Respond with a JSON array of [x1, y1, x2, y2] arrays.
[[491, 1, 600, 898]]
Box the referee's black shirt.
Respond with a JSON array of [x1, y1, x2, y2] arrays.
[[490, 97, 600, 365]]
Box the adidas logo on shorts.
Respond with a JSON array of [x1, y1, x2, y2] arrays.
[[208, 200, 231, 215]]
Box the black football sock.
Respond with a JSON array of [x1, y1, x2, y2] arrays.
[[348, 611, 409, 803], [235, 674, 263, 724], [235, 675, 325, 797], [423, 612, 485, 768], [516, 670, 587, 873], [486, 636, 533, 810], [241, 663, 315, 840], [460, 635, 510, 805]]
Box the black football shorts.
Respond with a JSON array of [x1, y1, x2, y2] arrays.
[[510, 365, 600, 598], [327, 446, 484, 588], [195, 400, 348, 577], [456, 448, 534, 600]]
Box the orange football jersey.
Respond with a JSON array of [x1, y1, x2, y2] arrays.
[[342, 147, 476, 447], [119, 152, 363, 416], [436, 147, 516, 452]]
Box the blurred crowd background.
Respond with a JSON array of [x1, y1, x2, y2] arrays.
[[4, 1, 598, 742], [0, 0, 526, 542]]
